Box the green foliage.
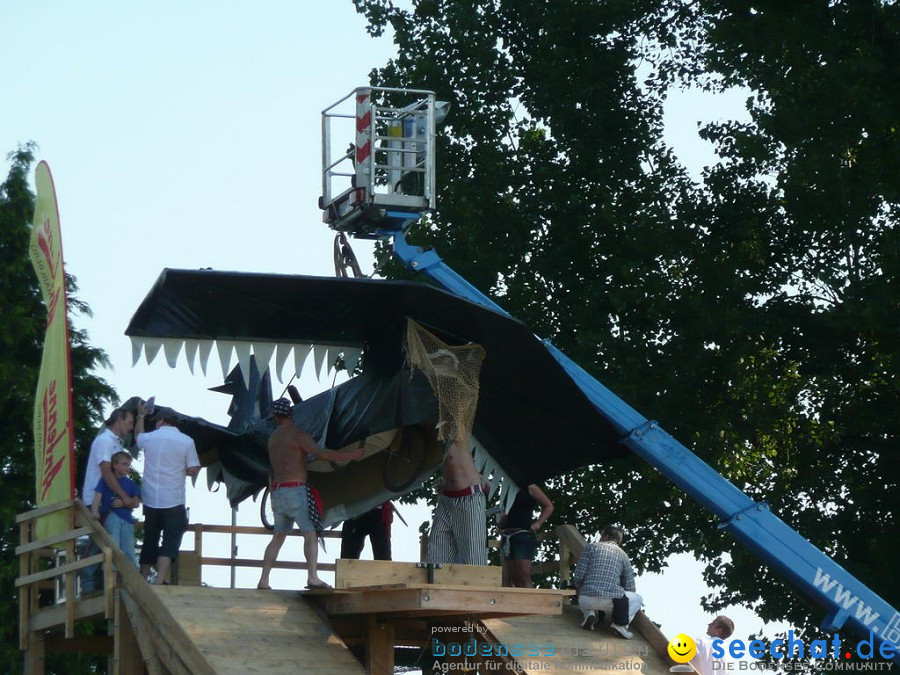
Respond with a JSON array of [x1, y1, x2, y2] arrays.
[[0, 145, 118, 672], [355, 0, 899, 636]]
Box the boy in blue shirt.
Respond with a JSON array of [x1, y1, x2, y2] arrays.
[[92, 450, 141, 567]]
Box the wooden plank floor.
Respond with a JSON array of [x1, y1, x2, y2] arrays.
[[153, 586, 365, 674], [480, 605, 673, 675]]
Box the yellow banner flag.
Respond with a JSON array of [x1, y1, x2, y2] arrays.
[[29, 161, 76, 538]]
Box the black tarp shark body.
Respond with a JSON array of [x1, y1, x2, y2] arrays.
[[125, 269, 627, 524]]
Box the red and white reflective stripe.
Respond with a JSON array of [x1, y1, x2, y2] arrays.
[[355, 89, 372, 173]]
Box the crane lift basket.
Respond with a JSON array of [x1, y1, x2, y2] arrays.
[[320, 87, 444, 237]]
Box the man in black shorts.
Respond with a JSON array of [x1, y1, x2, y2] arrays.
[[135, 402, 200, 584], [499, 483, 554, 587]]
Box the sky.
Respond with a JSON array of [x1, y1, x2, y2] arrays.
[[1, 0, 787, 647]]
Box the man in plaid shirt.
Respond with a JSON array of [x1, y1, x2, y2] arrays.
[[573, 525, 643, 639]]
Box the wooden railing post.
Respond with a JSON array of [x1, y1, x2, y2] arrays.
[[194, 526, 203, 586], [366, 613, 396, 675], [24, 629, 45, 675], [113, 590, 144, 674], [102, 546, 115, 619], [558, 537, 571, 584], [19, 519, 32, 651], [64, 506, 76, 637], [554, 524, 586, 582]]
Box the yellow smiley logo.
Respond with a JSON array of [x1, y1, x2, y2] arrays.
[[667, 633, 697, 663]]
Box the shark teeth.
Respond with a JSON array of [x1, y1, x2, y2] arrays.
[[184, 340, 199, 375], [129, 337, 362, 386]]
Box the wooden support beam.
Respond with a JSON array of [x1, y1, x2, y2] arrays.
[[103, 549, 115, 619], [114, 591, 146, 674], [193, 526, 203, 586], [19, 520, 30, 651], [335, 559, 502, 589], [177, 551, 201, 586], [63, 535, 76, 641], [64, 506, 78, 640], [366, 614, 395, 675], [24, 628, 45, 675], [19, 587, 29, 652], [64, 556, 75, 639], [555, 524, 586, 570]]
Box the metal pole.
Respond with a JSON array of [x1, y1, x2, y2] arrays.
[[230, 506, 237, 589]]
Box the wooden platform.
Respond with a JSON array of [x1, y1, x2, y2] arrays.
[[141, 584, 674, 675], [17, 504, 678, 674]]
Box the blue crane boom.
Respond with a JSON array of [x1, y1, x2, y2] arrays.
[[390, 225, 899, 660]]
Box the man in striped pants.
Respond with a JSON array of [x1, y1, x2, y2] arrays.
[[427, 439, 488, 565]]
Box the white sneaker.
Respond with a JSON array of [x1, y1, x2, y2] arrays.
[[580, 612, 597, 631], [611, 623, 633, 639]]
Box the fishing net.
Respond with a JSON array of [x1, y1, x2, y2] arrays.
[[404, 318, 486, 443]]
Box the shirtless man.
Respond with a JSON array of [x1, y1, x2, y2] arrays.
[[257, 398, 364, 590], [427, 438, 488, 565]]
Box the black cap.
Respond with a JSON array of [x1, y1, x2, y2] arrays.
[[272, 397, 293, 417]]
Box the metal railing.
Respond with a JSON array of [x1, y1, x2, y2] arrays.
[[321, 86, 438, 233]]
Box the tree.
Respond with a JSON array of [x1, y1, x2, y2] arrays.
[[0, 144, 118, 672], [354, 0, 899, 636], [677, 0, 900, 627]]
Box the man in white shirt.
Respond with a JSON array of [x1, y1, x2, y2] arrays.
[[81, 408, 137, 507], [135, 403, 200, 585], [693, 615, 735, 675], [79, 407, 135, 593]]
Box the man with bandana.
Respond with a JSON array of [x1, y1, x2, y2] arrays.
[[257, 398, 365, 590]]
